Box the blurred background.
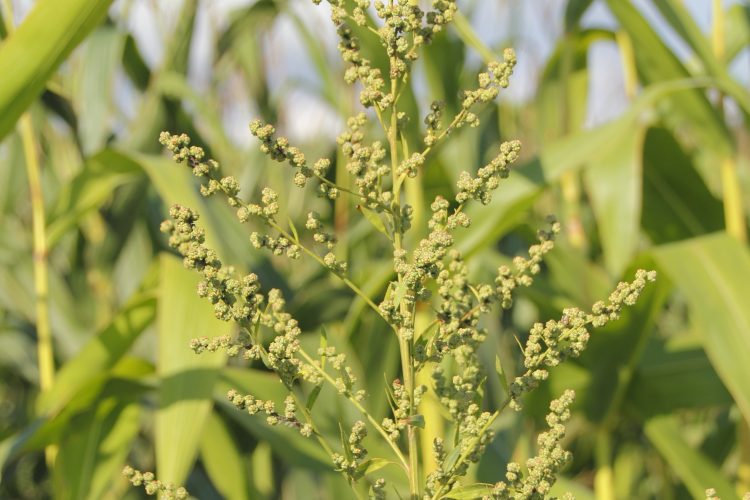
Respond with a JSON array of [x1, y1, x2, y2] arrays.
[[1, 0, 750, 498]]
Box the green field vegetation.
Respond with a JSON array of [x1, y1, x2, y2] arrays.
[[1, 1, 750, 499]]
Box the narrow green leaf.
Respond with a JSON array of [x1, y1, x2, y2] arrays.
[[339, 422, 353, 461], [305, 385, 323, 412], [641, 128, 724, 243], [356, 458, 397, 477], [53, 400, 140, 500], [445, 483, 495, 499], [288, 215, 300, 242], [645, 415, 737, 499], [584, 125, 645, 276], [652, 234, 750, 425], [47, 149, 143, 248], [155, 254, 229, 486], [0, 0, 114, 141], [75, 27, 125, 154], [357, 204, 389, 237], [442, 446, 462, 473], [200, 412, 250, 500], [494, 355, 509, 398], [37, 285, 157, 415]]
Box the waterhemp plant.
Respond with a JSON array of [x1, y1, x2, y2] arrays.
[[125, 1, 655, 498]]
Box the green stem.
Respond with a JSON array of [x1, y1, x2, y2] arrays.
[[266, 219, 388, 326], [429, 402, 507, 500], [712, 0, 747, 242], [594, 431, 616, 500], [5, 0, 57, 464], [297, 348, 409, 472], [388, 70, 420, 497], [21, 114, 54, 394]]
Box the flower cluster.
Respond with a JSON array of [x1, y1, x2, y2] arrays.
[[158, 132, 241, 205], [509, 270, 658, 410], [317, 0, 456, 108], [460, 49, 518, 126], [248, 120, 331, 190], [332, 420, 369, 480], [161, 205, 264, 323], [161, 205, 311, 387], [370, 478, 387, 499], [495, 217, 561, 308], [490, 391, 575, 499], [122, 466, 188, 500], [338, 113, 389, 208], [455, 140, 522, 205], [319, 345, 367, 401], [705, 489, 750, 500], [425, 407, 496, 496], [227, 390, 313, 437], [381, 378, 426, 440], [141, 1, 661, 498]]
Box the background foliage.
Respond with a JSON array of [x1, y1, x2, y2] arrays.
[[1, 0, 750, 498]]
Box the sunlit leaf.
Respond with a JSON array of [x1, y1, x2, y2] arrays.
[[653, 233, 750, 424], [0, 0, 113, 141], [155, 254, 228, 486]]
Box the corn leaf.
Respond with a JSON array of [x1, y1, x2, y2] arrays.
[[155, 254, 229, 486], [0, 0, 113, 141], [653, 233, 750, 424], [645, 415, 737, 499]]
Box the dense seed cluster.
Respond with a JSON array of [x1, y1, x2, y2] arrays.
[[332, 420, 369, 480], [249, 120, 333, 193], [227, 390, 313, 437], [122, 467, 188, 499], [455, 140, 522, 204], [143, 1, 659, 497], [489, 391, 576, 499], [509, 270, 658, 411], [495, 217, 560, 308]]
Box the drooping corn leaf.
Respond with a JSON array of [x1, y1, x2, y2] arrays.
[[155, 254, 228, 486], [653, 233, 750, 425], [0, 0, 113, 141], [199, 412, 252, 500], [645, 415, 738, 499], [53, 399, 141, 500]]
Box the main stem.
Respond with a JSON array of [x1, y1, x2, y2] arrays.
[[389, 77, 419, 497], [21, 113, 56, 465], [3, 0, 57, 465]]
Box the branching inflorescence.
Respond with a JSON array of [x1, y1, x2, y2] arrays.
[[128, 1, 656, 498]]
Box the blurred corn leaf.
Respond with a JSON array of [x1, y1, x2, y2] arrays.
[[35, 290, 156, 417], [74, 26, 125, 154], [641, 127, 724, 243], [645, 415, 738, 499], [653, 233, 750, 424], [155, 254, 228, 486], [199, 412, 252, 500], [53, 398, 141, 500], [47, 149, 143, 248], [584, 125, 645, 277], [604, 0, 731, 187], [0, 0, 113, 140]]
